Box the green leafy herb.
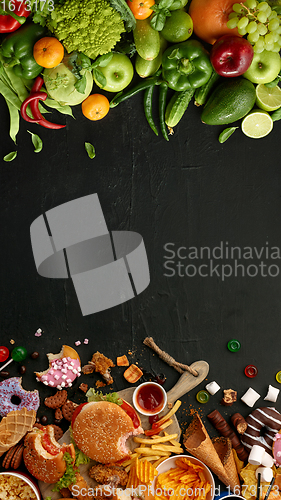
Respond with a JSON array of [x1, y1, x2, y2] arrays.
[[218, 127, 238, 143], [74, 74, 87, 93], [85, 142, 96, 159], [86, 388, 122, 405], [150, 0, 174, 30], [28, 131, 43, 153], [108, 0, 136, 31], [3, 151, 17, 161], [69, 425, 91, 466], [52, 452, 76, 492], [114, 31, 136, 57], [271, 107, 281, 121]]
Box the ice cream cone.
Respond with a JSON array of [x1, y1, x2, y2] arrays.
[[212, 436, 240, 493], [0, 408, 36, 456], [183, 414, 229, 484]]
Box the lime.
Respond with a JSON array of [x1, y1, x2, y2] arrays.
[[256, 83, 281, 111], [241, 109, 273, 138], [161, 10, 193, 43]]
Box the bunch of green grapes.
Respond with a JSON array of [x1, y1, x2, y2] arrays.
[[227, 0, 281, 53]]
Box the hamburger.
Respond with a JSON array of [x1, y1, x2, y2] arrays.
[[72, 400, 143, 463], [23, 425, 76, 483]]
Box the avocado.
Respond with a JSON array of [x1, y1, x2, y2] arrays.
[[133, 19, 161, 61], [201, 78, 256, 125]]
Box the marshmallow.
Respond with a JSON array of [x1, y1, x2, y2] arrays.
[[248, 445, 266, 465], [241, 387, 260, 407], [261, 451, 274, 468], [264, 385, 280, 403], [205, 381, 220, 395], [256, 467, 273, 483]]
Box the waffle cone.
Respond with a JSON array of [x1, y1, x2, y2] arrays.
[[0, 408, 36, 456], [212, 437, 240, 493], [183, 414, 229, 484]]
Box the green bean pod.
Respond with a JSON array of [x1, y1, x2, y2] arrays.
[[194, 69, 220, 107], [143, 85, 158, 136], [110, 72, 162, 108], [165, 88, 195, 129], [159, 82, 169, 141]]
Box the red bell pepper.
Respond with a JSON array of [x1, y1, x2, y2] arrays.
[[0, 0, 30, 33]]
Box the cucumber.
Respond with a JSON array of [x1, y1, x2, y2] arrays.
[[165, 88, 195, 128], [133, 19, 161, 61], [135, 36, 167, 78]]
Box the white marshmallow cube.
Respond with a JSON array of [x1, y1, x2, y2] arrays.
[[248, 445, 266, 465], [261, 451, 274, 468], [264, 385, 280, 403], [256, 467, 273, 483], [241, 387, 260, 407], [205, 381, 220, 395]]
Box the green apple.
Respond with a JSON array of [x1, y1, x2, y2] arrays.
[[243, 51, 281, 84], [94, 53, 134, 92]]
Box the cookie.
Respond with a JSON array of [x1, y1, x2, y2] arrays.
[[44, 389, 68, 409], [62, 400, 78, 422], [2, 444, 18, 469], [11, 443, 24, 469], [55, 408, 63, 421]]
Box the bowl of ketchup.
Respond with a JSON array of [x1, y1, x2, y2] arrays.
[[133, 382, 167, 416]]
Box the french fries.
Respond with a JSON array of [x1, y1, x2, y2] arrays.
[[124, 400, 182, 481]]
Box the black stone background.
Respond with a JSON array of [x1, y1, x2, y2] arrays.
[[0, 80, 281, 487]]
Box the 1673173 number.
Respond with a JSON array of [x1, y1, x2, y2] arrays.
[[1, 0, 54, 11]]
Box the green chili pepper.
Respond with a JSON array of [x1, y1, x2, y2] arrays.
[[159, 82, 169, 141], [162, 40, 213, 92], [1, 23, 46, 79], [144, 85, 158, 137], [110, 71, 162, 108], [194, 69, 220, 107]]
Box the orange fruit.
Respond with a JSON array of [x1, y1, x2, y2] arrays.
[[127, 0, 155, 19], [82, 94, 110, 121], [188, 0, 246, 44], [33, 37, 64, 68]]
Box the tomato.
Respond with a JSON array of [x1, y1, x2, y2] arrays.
[[71, 402, 88, 427], [82, 94, 110, 121], [41, 432, 60, 455], [127, 0, 155, 20], [188, 0, 245, 44], [120, 400, 140, 429], [33, 37, 64, 69]]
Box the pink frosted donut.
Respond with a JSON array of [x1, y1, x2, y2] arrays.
[[0, 377, 40, 417]]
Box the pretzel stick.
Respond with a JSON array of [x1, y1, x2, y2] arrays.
[[143, 337, 198, 376]]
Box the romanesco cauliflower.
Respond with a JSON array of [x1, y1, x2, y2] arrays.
[[47, 0, 126, 60]]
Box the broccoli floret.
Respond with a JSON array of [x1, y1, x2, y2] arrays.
[[47, 0, 126, 60]]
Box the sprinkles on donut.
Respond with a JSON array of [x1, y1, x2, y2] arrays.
[[0, 377, 40, 417], [241, 407, 281, 453]]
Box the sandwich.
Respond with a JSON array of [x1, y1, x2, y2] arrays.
[[71, 400, 143, 463], [23, 425, 76, 483]]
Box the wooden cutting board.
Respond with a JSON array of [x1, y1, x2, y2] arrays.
[[40, 360, 209, 500]]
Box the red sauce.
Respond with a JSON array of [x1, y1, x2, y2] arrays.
[[136, 383, 164, 413]]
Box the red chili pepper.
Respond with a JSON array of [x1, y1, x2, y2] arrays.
[[20, 77, 66, 130], [0, 0, 30, 33]]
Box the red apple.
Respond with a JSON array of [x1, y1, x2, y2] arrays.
[[210, 35, 254, 77]]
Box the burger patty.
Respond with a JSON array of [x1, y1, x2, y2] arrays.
[[88, 464, 128, 487]]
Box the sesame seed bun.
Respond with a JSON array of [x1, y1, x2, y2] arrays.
[[23, 425, 75, 483], [72, 401, 141, 463]]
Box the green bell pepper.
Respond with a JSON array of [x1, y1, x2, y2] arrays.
[[1, 23, 46, 79], [162, 40, 213, 92]]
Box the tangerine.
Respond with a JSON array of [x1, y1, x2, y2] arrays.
[[127, 0, 155, 19], [82, 94, 110, 121], [188, 0, 246, 44], [33, 37, 64, 68]]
